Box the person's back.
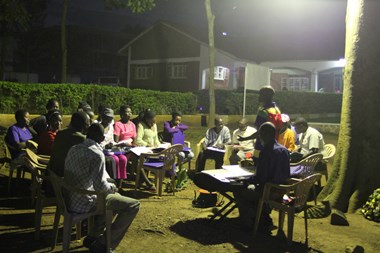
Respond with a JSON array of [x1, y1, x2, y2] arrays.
[[255, 141, 290, 190], [65, 137, 112, 213], [234, 122, 289, 232], [48, 111, 89, 177], [49, 128, 86, 177], [63, 123, 140, 252]]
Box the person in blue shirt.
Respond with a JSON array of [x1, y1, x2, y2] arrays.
[[234, 122, 290, 233]]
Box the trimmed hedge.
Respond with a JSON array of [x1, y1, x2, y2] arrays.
[[196, 90, 342, 115], [0, 82, 342, 115], [0, 82, 196, 115]]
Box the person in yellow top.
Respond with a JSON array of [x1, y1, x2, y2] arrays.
[[278, 114, 296, 152]]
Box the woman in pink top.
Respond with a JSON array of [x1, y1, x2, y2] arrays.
[[114, 105, 137, 145], [115, 106, 156, 192]]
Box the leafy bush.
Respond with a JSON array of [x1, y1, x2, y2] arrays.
[[362, 188, 380, 222], [196, 90, 342, 115], [0, 82, 196, 115], [0, 81, 342, 116]]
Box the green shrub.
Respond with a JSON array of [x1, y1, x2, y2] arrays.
[[0, 82, 196, 115], [195, 90, 342, 115], [0, 81, 342, 116], [362, 188, 380, 222]]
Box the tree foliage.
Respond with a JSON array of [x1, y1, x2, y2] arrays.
[[104, 0, 156, 13], [0, 0, 30, 80]]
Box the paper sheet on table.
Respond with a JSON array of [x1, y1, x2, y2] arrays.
[[130, 147, 153, 156], [202, 166, 254, 182], [222, 165, 255, 177], [202, 169, 233, 182], [207, 146, 226, 153]]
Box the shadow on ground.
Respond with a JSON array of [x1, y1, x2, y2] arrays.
[[170, 218, 321, 253]]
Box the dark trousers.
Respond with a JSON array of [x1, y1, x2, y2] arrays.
[[196, 149, 225, 172]]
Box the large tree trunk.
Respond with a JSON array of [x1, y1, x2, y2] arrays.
[[60, 0, 68, 83], [318, 0, 380, 213], [205, 0, 216, 127]]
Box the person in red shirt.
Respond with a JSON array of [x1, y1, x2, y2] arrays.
[[37, 110, 62, 155]]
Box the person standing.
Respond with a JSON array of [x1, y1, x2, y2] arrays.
[[238, 86, 282, 162]]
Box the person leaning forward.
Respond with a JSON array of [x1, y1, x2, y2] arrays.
[[64, 123, 140, 253]]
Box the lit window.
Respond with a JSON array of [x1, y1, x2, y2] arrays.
[[135, 65, 153, 80], [214, 66, 229, 80], [168, 64, 187, 79], [281, 77, 310, 91]]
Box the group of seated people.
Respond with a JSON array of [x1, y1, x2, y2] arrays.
[[194, 86, 326, 234], [4, 99, 194, 252], [4, 86, 327, 243]]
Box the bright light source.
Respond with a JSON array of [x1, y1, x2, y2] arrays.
[[338, 58, 346, 67], [222, 32, 228, 36]]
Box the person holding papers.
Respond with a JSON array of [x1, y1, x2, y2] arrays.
[[229, 118, 256, 165], [136, 110, 162, 148], [99, 108, 128, 181], [195, 117, 231, 172], [135, 110, 165, 192]]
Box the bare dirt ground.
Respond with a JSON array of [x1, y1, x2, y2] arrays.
[[0, 120, 379, 253], [1, 160, 380, 253]]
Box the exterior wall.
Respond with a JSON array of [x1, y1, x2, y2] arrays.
[[129, 61, 199, 92], [199, 45, 241, 90], [130, 24, 200, 60]]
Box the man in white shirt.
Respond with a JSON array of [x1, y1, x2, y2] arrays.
[[229, 118, 256, 164], [293, 117, 325, 158]]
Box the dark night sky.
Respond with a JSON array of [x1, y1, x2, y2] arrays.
[[46, 0, 347, 62]]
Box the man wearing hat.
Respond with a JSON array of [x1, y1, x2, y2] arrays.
[[99, 108, 128, 183]]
